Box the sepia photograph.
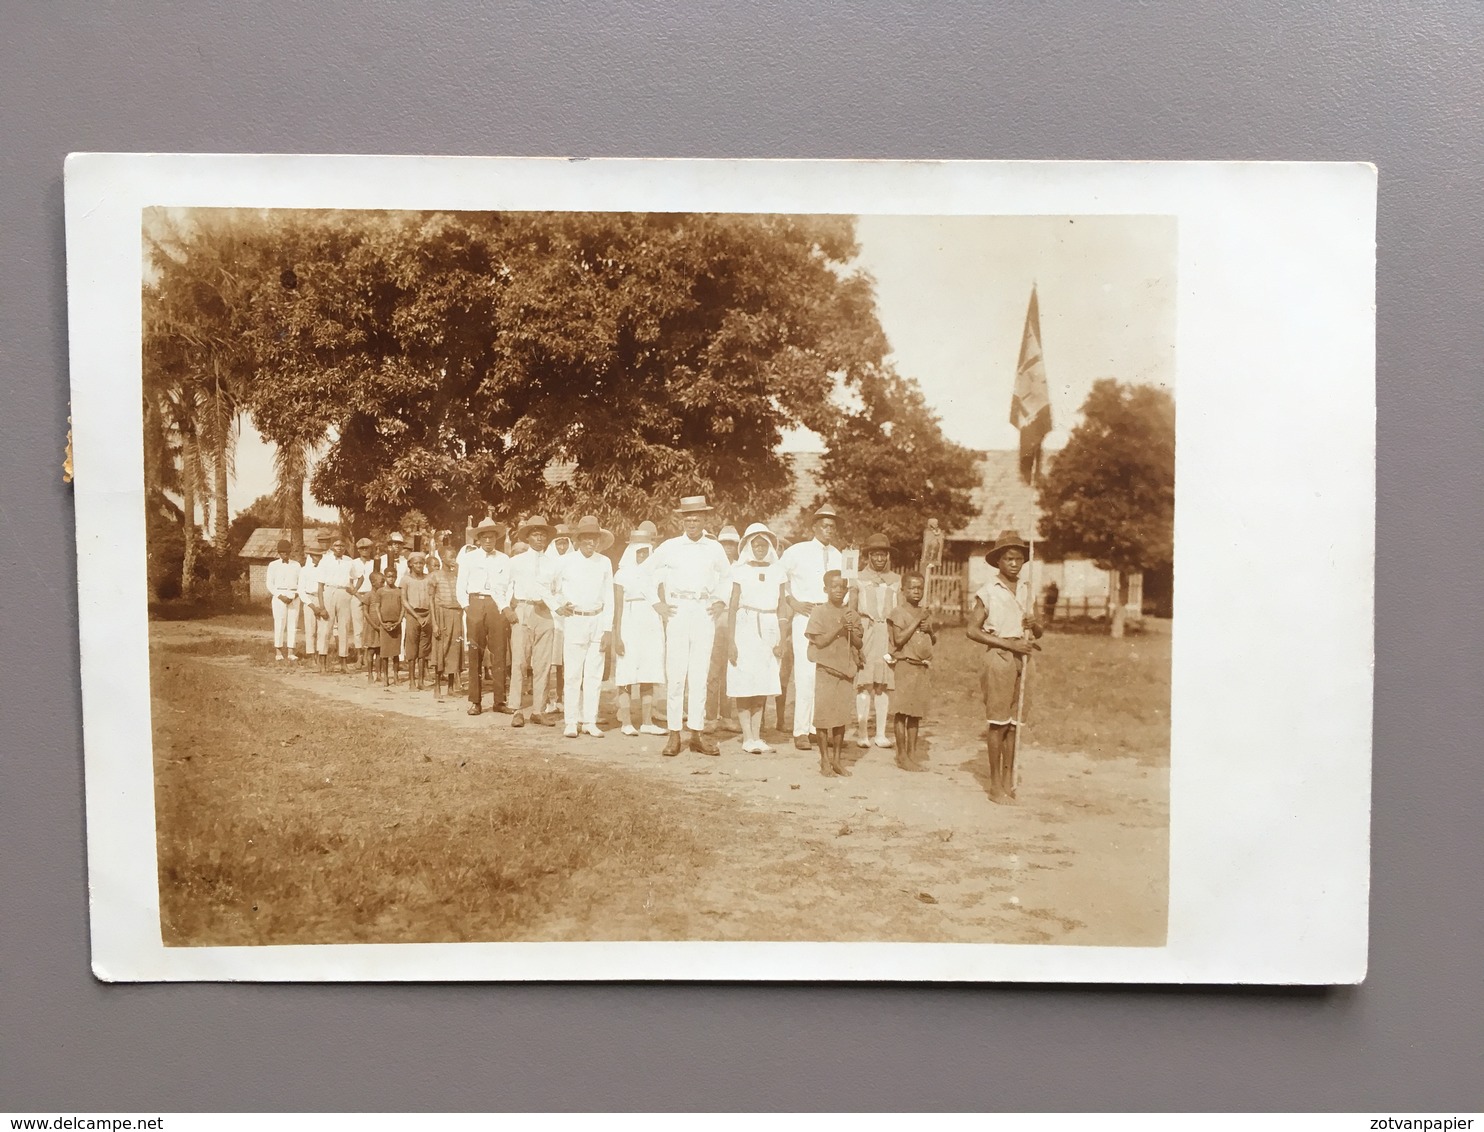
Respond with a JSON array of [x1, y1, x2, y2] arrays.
[[67, 156, 1373, 982], [141, 206, 1174, 949]]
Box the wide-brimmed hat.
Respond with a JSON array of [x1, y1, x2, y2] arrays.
[[675, 495, 714, 514], [984, 529, 1031, 565], [861, 532, 892, 553], [813, 502, 838, 520], [473, 518, 505, 540], [388, 531, 406, 544], [740, 522, 778, 554], [571, 514, 614, 552], [515, 513, 554, 542], [355, 537, 373, 550], [718, 524, 740, 544]]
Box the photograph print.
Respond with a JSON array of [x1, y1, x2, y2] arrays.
[[141, 204, 1176, 952]]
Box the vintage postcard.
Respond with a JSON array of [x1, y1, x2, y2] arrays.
[[64, 156, 1375, 982]]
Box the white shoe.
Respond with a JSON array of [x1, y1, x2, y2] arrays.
[[856, 735, 871, 749], [545, 701, 560, 715], [563, 725, 578, 739], [873, 736, 894, 748], [639, 723, 667, 736], [756, 742, 775, 754], [583, 724, 604, 738], [286, 653, 299, 662], [621, 724, 639, 737]]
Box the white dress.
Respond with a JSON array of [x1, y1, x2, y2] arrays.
[[727, 559, 785, 698], [613, 555, 666, 686]]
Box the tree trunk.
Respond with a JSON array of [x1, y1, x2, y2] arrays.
[[180, 429, 199, 600], [1110, 569, 1129, 638], [282, 470, 306, 556], [212, 419, 230, 556]]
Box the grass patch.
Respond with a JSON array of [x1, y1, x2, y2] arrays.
[[151, 650, 710, 945], [932, 627, 1170, 765]]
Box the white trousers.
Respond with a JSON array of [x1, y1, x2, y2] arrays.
[[791, 615, 817, 737], [562, 613, 606, 728], [271, 596, 299, 649], [350, 594, 367, 649], [302, 601, 330, 654], [666, 601, 715, 733], [324, 588, 353, 658]]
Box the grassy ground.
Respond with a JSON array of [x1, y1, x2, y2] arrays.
[[152, 649, 714, 945], [150, 615, 1170, 945], [929, 624, 1171, 765]]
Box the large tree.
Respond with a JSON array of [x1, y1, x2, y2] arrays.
[[238, 209, 886, 533], [1037, 379, 1175, 636], [809, 365, 980, 554]]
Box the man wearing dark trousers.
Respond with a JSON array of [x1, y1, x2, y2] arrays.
[[457, 518, 513, 716]]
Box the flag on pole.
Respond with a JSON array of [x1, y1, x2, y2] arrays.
[[1010, 285, 1053, 483]]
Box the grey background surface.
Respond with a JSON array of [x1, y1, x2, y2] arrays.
[[2, 0, 1480, 1112]]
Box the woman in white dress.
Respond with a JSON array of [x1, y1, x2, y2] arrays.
[[726, 523, 787, 753], [612, 526, 667, 736]]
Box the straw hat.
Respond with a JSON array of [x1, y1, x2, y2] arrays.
[[638, 520, 658, 538], [813, 502, 838, 520], [388, 531, 406, 545], [984, 529, 1031, 565], [515, 513, 554, 542], [473, 518, 505, 541], [675, 495, 715, 514], [571, 514, 614, 552], [626, 527, 653, 546], [718, 524, 741, 544]]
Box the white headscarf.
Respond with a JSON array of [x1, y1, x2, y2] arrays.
[[613, 538, 655, 599]]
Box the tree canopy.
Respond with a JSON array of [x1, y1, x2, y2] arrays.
[[808, 366, 981, 552], [1037, 379, 1175, 631], [195, 209, 886, 532]]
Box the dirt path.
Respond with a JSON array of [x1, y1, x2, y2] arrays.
[[155, 620, 1168, 945]]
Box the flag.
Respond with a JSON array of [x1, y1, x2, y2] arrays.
[[1010, 285, 1053, 483]]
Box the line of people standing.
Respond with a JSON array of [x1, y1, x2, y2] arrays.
[[263, 496, 1043, 790]]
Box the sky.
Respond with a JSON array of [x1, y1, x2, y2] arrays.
[[228, 213, 1178, 518]]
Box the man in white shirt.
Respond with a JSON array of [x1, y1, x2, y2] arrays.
[[377, 531, 409, 586], [298, 536, 329, 670], [265, 539, 301, 661], [457, 519, 513, 716], [777, 503, 845, 749], [544, 523, 574, 716], [649, 496, 733, 757], [551, 515, 614, 739], [348, 537, 375, 667], [507, 514, 558, 728], [316, 533, 356, 673]]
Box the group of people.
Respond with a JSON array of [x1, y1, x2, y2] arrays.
[[263, 495, 1043, 797]]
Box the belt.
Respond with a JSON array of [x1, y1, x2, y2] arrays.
[[514, 597, 547, 606], [408, 607, 430, 614], [740, 604, 779, 614], [667, 591, 714, 601], [567, 607, 603, 617], [469, 592, 497, 599]]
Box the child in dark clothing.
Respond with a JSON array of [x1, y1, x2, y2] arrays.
[[371, 571, 403, 687], [805, 569, 863, 778], [888, 571, 936, 773]]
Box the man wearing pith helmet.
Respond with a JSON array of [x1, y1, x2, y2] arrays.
[[965, 529, 1045, 804], [648, 495, 734, 757], [777, 502, 845, 750]]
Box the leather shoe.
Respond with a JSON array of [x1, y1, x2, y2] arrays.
[[793, 735, 812, 751], [696, 732, 721, 757], [467, 705, 482, 716], [490, 703, 513, 714], [661, 731, 682, 757], [511, 713, 525, 728]]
